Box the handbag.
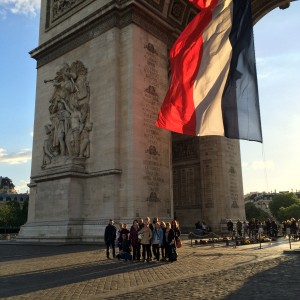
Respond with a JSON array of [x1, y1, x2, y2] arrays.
[[176, 238, 182, 248]]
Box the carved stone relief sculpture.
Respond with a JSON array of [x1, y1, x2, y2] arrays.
[[42, 61, 92, 169], [52, 0, 85, 20]]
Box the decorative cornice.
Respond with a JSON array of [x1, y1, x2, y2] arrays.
[[46, 1, 131, 30], [31, 0, 196, 68], [31, 169, 122, 183], [46, 0, 97, 29], [31, 0, 292, 67]]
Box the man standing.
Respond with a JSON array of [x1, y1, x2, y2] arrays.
[[236, 219, 242, 237], [104, 219, 116, 259], [227, 219, 234, 237]]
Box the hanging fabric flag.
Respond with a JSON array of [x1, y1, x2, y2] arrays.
[[155, 0, 262, 142]]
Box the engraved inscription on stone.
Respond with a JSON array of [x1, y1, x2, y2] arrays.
[[142, 42, 166, 201], [172, 138, 199, 162], [146, 191, 160, 202], [202, 159, 214, 208], [173, 165, 200, 209], [42, 61, 92, 168], [225, 142, 239, 207]]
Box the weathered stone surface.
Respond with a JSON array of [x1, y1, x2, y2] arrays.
[[20, 0, 285, 242]]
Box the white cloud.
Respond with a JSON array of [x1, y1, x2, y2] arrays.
[[241, 162, 249, 168], [0, 8, 6, 19], [0, 148, 32, 165], [14, 179, 29, 193], [242, 160, 274, 170], [0, 0, 40, 16], [256, 53, 300, 81]]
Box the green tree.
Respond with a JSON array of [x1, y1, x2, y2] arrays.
[[245, 202, 270, 221], [7, 201, 22, 226], [269, 193, 299, 219], [0, 205, 12, 227], [277, 204, 300, 222], [20, 198, 29, 225], [0, 200, 28, 228]]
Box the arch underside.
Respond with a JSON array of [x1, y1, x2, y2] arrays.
[[252, 0, 294, 23], [33, 0, 296, 67]]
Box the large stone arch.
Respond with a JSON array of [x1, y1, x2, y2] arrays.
[[20, 0, 297, 242]]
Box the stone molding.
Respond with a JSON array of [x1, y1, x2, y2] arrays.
[[31, 168, 122, 183], [31, 1, 197, 67], [32, 0, 291, 68], [46, 0, 96, 29]]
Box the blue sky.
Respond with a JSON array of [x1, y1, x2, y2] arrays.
[[0, 0, 299, 195]]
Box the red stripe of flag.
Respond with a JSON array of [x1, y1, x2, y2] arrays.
[[156, 0, 219, 135]]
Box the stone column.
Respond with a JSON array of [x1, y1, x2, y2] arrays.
[[199, 136, 245, 232], [18, 0, 173, 242]]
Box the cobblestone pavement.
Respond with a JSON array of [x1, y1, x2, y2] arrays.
[[1, 238, 300, 300]]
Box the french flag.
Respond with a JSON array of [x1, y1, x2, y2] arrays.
[[156, 0, 262, 142]]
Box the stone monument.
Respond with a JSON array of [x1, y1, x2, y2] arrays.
[[19, 0, 247, 242]]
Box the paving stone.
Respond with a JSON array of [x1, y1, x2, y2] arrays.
[[0, 238, 300, 299]]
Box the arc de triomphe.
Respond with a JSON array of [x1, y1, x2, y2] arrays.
[[18, 0, 294, 242]]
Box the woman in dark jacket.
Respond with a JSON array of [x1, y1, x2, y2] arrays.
[[129, 221, 141, 261], [171, 219, 181, 243], [164, 222, 176, 262], [160, 221, 166, 261]]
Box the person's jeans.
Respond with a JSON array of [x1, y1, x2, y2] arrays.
[[132, 244, 141, 260], [142, 244, 151, 261], [106, 241, 115, 258], [152, 243, 160, 261]]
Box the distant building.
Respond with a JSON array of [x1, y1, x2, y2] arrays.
[[244, 190, 300, 217], [0, 177, 29, 207], [245, 191, 300, 202]]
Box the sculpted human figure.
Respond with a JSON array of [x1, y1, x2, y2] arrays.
[[42, 124, 55, 168], [79, 122, 93, 158], [70, 61, 90, 124], [60, 99, 83, 156], [45, 63, 78, 113], [42, 61, 92, 166], [52, 99, 70, 156]]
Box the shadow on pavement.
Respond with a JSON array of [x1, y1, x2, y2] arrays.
[[223, 256, 300, 300], [0, 248, 163, 298], [0, 243, 101, 262]]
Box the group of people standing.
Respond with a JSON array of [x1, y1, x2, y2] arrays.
[[104, 217, 181, 263], [226, 218, 279, 238]]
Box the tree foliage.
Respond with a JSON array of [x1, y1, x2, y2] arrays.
[[245, 202, 271, 221], [277, 204, 300, 222], [269, 193, 299, 219], [0, 177, 15, 192], [0, 199, 28, 228]]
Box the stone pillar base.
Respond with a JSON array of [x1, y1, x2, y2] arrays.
[[18, 220, 105, 243]]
